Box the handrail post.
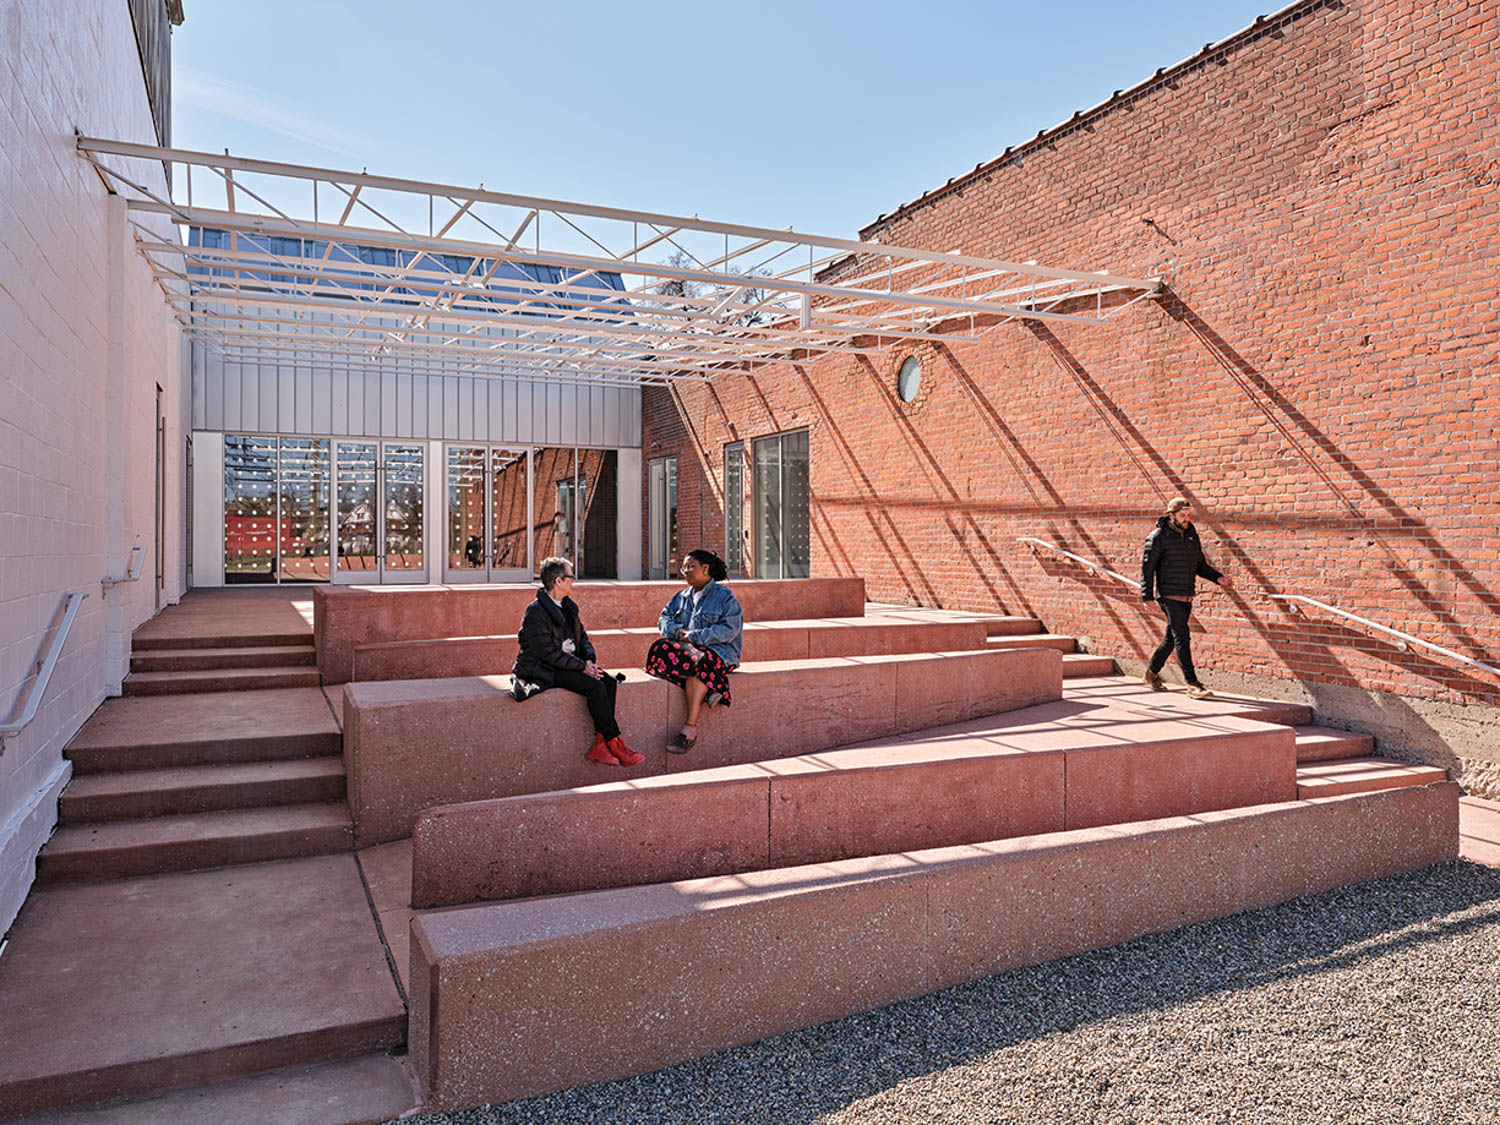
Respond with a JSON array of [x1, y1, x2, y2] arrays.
[[0, 592, 89, 747]]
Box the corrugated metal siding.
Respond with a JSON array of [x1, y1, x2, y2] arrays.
[[192, 344, 642, 447]]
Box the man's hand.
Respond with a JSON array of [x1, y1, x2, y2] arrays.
[[584, 661, 604, 680], [1218, 576, 1235, 591]]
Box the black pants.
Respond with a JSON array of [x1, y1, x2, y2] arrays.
[[1149, 598, 1200, 685], [551, 667, 621, 740]]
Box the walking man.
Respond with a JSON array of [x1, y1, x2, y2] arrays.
[[1141, 497, 1234, 699]]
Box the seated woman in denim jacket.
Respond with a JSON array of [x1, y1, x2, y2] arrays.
[[645, 549, 743, 754]]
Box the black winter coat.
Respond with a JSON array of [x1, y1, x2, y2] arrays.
[[513, 589, 596, 686], [1141, 516, 1223, 601]]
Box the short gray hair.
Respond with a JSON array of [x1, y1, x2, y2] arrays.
[[539, 556, 572, 591]]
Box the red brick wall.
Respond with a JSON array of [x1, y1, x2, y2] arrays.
[[643, 0, 1500, 715]]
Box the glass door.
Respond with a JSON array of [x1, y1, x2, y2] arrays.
[[444, 445, 531, 582], [334, 441, 427, 584], [753, 430, 809, 579], [647, 456, 676, 580]]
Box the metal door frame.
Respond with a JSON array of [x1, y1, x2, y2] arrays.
[[332, 439, 429, 585], [442, 443, 533, 584]]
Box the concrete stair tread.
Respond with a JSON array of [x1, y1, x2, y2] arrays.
[[1292, 725, 1376, 762], [0, 856, 404, 1119], [130, 632, 312, 651], [38, 804, 354, 882], [44, 803, 352, 851], [66, 689, 339, 773], [130, 645, 317, 672], [986, 634, 1076, 652], [60, 759, 347, 822], [1061, 675, 1313, 725], [1297, 757, 1447, 799], [5, 1052, 419, 1125], [1061, 653, 1115, 676], [123, 668, 323, 696]]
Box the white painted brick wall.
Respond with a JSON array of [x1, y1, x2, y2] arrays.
[[0, 0, 187, 934]]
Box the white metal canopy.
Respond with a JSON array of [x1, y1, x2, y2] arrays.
[[79, 137, 1161, 387]]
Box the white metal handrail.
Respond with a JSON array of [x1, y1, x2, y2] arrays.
[[1018, 537, 1136, 590], [1270, 594, 1500, 678], [102, 534, 148, 588], [0, 592, 89, 742]]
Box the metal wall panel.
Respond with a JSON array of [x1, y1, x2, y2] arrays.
[[278, 366, 297, 433], [191, 344, 640, 447]]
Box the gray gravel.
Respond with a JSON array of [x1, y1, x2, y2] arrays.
[[395, 861, 1500, 1125]]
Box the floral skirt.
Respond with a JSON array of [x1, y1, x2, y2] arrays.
[[645, 638, 734, 704]]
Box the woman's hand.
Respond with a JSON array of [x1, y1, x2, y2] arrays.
[[676, 629, 690, 642]]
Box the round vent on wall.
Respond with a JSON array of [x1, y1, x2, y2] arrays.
[[897, 355, 921, 403]]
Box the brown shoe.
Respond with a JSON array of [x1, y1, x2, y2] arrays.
[[1186, 684, 1214, 700], [1144, 670, 1166, 692], [667, 731, 696, 755]]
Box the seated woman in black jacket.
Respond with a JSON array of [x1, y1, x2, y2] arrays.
[[511, 556, 643, 767]]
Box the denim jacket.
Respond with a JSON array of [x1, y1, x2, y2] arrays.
[[657, 579, 743, 666]]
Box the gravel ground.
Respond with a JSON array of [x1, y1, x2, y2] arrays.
[[396, 861, 1500, 1125]]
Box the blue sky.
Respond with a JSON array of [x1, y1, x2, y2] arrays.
[[173, 1, 1281, 237]]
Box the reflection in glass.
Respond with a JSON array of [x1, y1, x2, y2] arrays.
[[531, 447, 574, 575], [579, 449, 617, 578], [783, 429, 810, 578], [277, 439, 329, 582], [337, 443, 378, 572], [725, 444, 745, 577], [447, 446, 486, 571], [383, 444, 424, 571], [754, 437, 782, 579], [224, 436, 277, 584], [491, 449, 528, 572]]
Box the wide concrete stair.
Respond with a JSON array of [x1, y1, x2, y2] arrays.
[[399, 674, 1459, 1111], [0, 592, 417, 1123], [39, 687, 353, 884]]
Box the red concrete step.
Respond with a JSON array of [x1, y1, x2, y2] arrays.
[[130, 631, 311, 651], [1460, 795, 1500, 867], [982, 616, 1044, 636], [66, 689, 341, 774], [10, 1052, 419, 1125], [407, 783, 1458, 1110], [1062, 653, 1116, 676], [985, 634, 1076, 653], [1296, 757, 1448, 799], [36, 804, 354, 883], [122, 667, 323, 696], [0, 855, 405, 1119], [59, 758, 347, 823], [130, 644, 317, 673], [1293, 725, 1376, 763]]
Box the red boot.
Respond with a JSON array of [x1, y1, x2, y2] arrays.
[[607, 736, 644, 767], [585, 732, 618, 765]]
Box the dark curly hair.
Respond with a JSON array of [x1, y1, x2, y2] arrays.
[[687, 549, 728, 582]]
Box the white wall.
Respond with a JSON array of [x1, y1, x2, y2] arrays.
[[0, 1, 186, 933]]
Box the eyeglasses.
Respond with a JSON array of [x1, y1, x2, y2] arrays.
[[679, 561, 702, 573]]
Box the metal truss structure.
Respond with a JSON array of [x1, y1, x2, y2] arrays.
[[79, 137, 1161, 387]]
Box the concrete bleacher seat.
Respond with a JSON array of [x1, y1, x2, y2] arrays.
[[315, 577, 867, 684], [342, 646, 1061, 845], [408, 781, 1459, 1111], [348, 615, 997, 682], [408, 713, 1297, 908]]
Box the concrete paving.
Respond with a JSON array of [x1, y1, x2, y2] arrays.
[[0, 855, 405, 1118], [131, 588, 315, 647]]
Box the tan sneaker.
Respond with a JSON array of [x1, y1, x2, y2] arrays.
[[1186, 684, 1213, 700], [1143, 670, 1166, 692]]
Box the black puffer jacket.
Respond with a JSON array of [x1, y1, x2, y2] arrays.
[[513, 589, 596, 686], [1141, 516, 1223, 601]]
